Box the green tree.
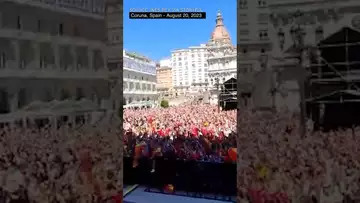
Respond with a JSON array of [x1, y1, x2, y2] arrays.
[[160, 99, 169, 108]]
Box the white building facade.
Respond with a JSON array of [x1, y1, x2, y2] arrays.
[[159, 58, 171, 67], [123, 51, 157, 104], [171, 44, 209, 95], [0, 0, 112, 117], [206, 11, 237, 104]]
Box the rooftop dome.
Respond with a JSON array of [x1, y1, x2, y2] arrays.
[[209, 10, 232, 45]]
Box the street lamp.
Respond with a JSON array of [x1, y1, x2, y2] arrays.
[[289, 23, 307, 137], [259, 52, 268, 70], [215, 78, 221, 112], [277, 28, 285, 50]]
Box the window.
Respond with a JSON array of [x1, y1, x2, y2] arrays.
[[74, 25, 80, 36], [0, 52, 5, 68], [17, 16, 21, 29], [58, 23, 64, 35], [75, 87, 84, 100], [258, 0, 267, 8], [239, 0, 248, 9], [18, 88, 27, 108], [257, 13, 268, 24], [259, 30, 269, 40], [37, 20, 41, 32], [239, 29, 249, 37], [239, 14, 249, 25]]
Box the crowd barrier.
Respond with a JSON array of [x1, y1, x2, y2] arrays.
[[123, 156, 236, 196]]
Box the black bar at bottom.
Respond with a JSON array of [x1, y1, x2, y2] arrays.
[[123, 157, 236, 195]]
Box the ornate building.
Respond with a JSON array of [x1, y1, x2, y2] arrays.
[[207, 11, 237, 104], [0, 0, 111, 118]]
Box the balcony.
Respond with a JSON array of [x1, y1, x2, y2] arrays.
[[0, 29, 105, 48], [0, 61, 110, 79]]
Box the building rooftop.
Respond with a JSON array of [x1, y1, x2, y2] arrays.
[[208, 11, 232, 45]]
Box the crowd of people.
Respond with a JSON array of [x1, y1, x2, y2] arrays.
[[0, 118, 123, 203], [1, 103, 360, 203], [123, 105, 237, 163], [236, 110, 360, 203]]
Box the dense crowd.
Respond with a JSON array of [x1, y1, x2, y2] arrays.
[[236, 110, 360, 203], [1, 103, 360, 203], [123, 105, 237, 163], [0, 119, 123, 203]]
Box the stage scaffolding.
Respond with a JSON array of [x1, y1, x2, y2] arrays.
[[216, 78, 237, 111], [306, 27, 360, 130]]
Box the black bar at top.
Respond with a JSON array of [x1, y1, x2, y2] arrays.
[[129, 12, 206, 19]]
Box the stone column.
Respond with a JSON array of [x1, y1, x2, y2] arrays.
[[102, 50, 107, 70], [53, 43, 60, 70], [33, 42, 40, 69], [88, 48, 94, 70], [9, 90, 18, 112], [12, 40, 20, 69], [71, 46, 77, 70]]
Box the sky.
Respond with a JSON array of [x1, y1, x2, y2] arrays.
[[124, 0, 236, 61]]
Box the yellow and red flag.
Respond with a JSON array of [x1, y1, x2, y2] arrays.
[[132, 142, 147, 168], [228, 147, 237, 162]]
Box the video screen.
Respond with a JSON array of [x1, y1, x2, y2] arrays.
[[123, 0, 237, 202]]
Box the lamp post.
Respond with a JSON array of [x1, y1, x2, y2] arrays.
[[290, 24, 307, 137], [215, 78, 221, 112]]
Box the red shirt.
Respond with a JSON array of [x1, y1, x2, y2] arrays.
[[112, 192, 122, 203], [192, 127, 199, 137], [201, 128, 208, 136]]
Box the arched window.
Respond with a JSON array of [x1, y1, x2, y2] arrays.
[[44, 89, 52, 102], [75, 87, 84, 100], [0, 89, 9, 114], [60, 89, 70, 100]]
